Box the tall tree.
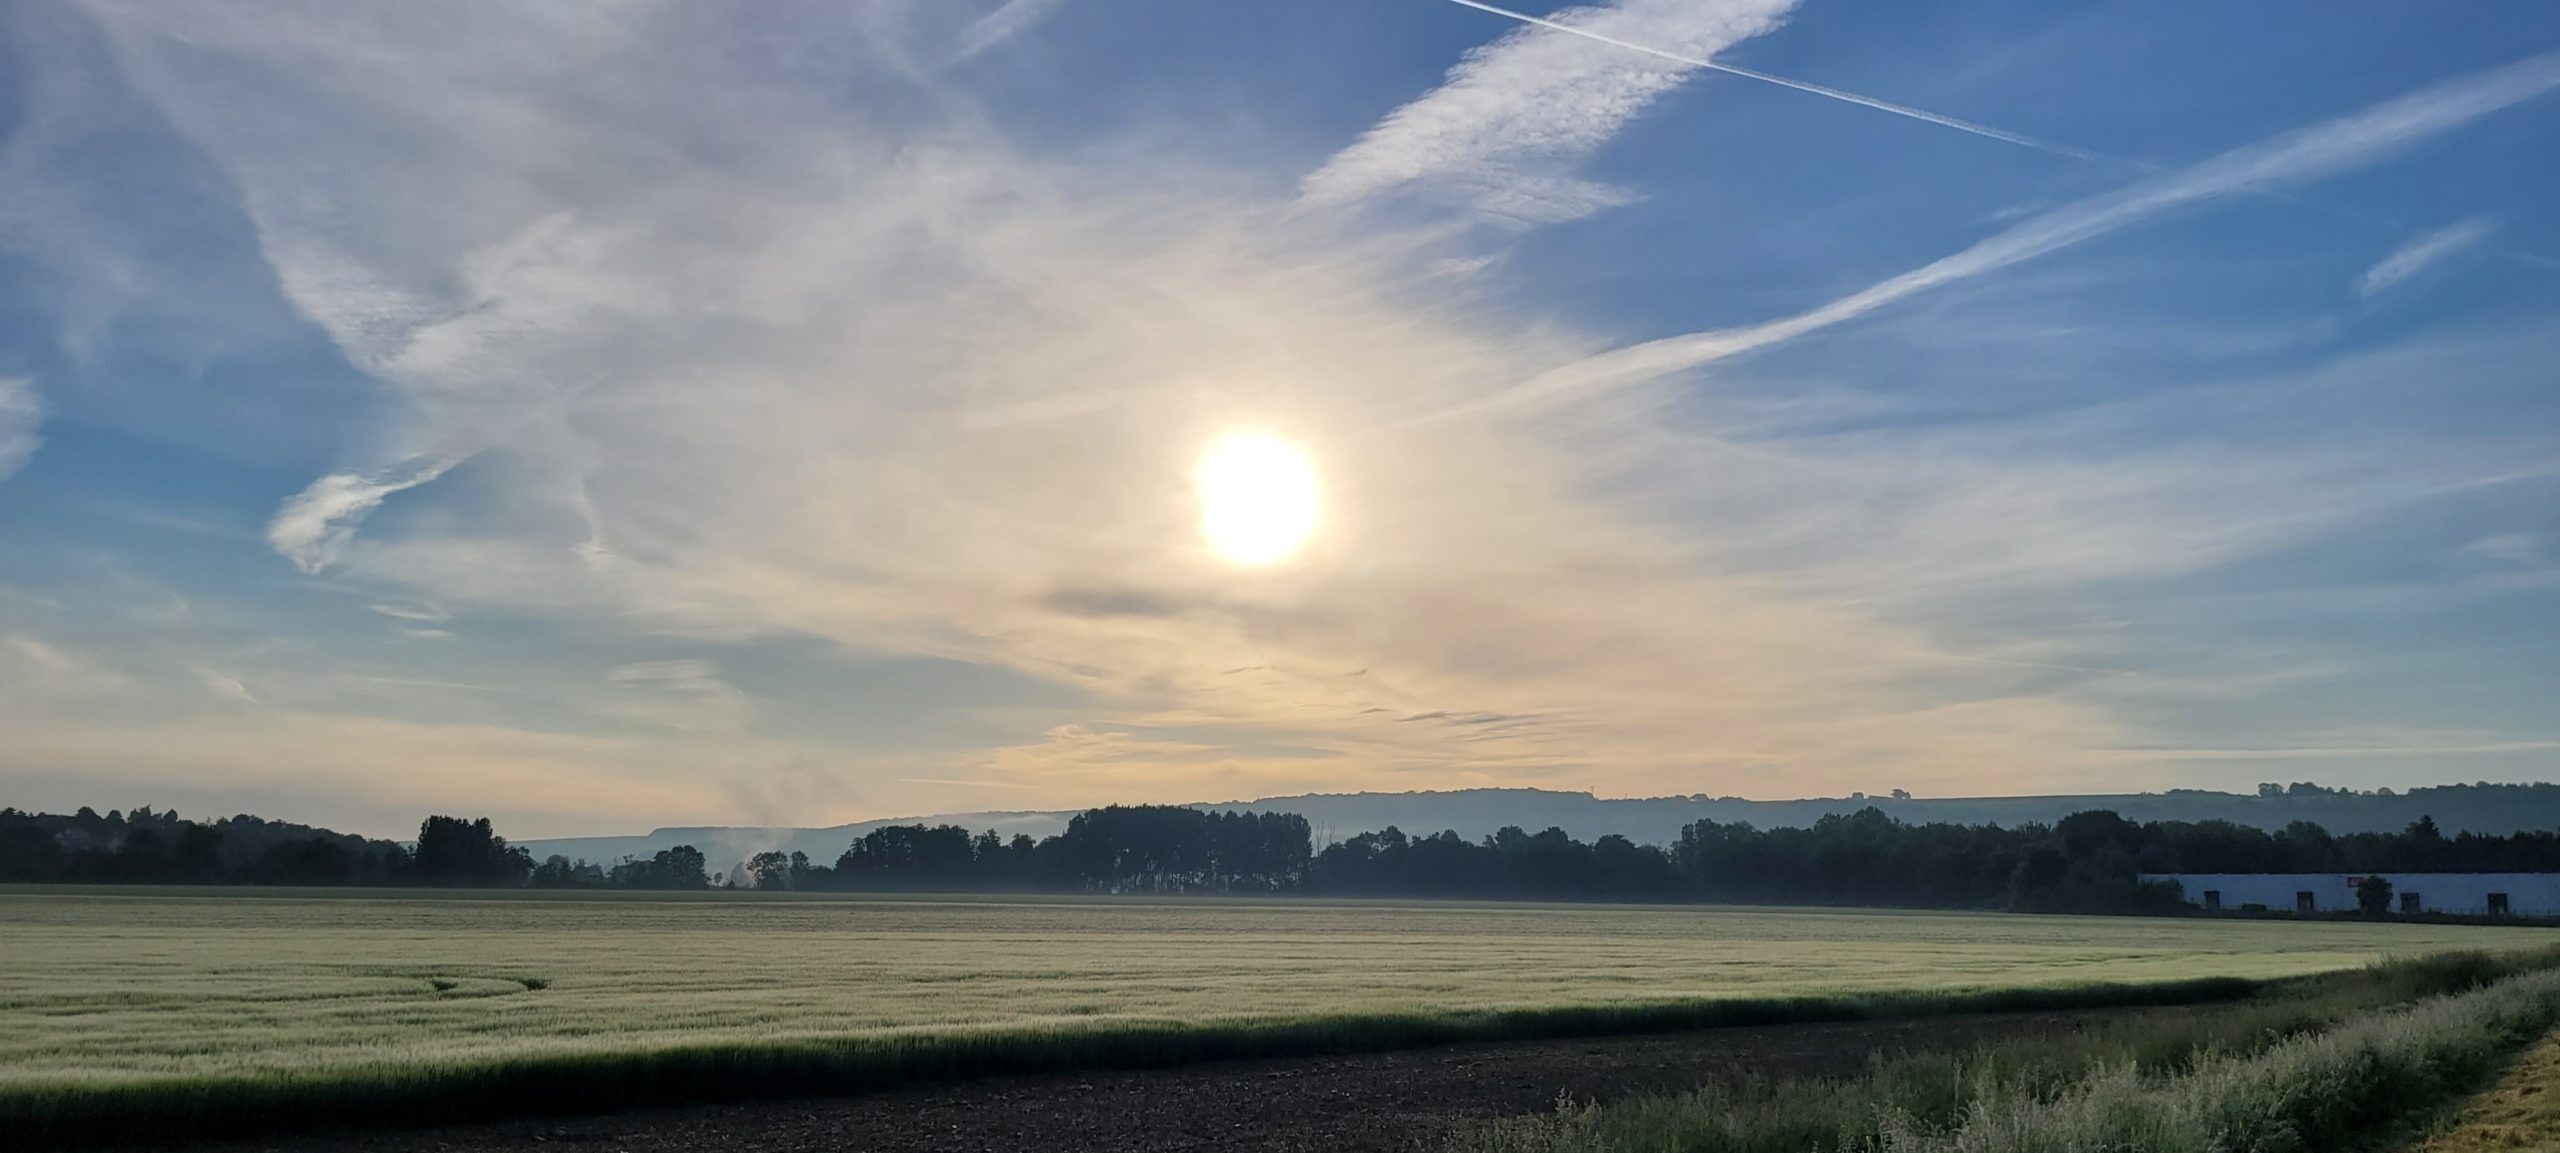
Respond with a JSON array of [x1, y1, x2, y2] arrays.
[[413, 816, 533, 886]]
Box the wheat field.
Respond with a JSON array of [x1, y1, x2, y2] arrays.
[[8, 887, 2552, 1089]]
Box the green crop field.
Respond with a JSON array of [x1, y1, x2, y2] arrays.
[[7, 887, 2553, 1093]]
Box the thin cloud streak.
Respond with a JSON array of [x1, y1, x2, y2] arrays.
[[955, 0, 1065, 62], [1450, 48, 2560, 418], [2360, 215, 2499, 297], [0, 376, 40, 481], [1438, 0, 2117, 165], [190, 666, 260, 706]]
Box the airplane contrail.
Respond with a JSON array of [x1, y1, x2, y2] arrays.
[[1436, 0, 2560, 272], [1437, 0, 2130, 168]]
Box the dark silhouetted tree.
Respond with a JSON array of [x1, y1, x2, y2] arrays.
[[413, 816, 534, 886], [610, 845, 709, 889], [2357, 874, 2396, 916]]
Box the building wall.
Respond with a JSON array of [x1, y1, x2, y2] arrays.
[[2141, 873, 2560, 916]]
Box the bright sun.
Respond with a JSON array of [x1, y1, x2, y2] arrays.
[[1197, 432, 1319, 566]]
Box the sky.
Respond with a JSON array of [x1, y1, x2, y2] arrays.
[[2, 0, 2557, 839]]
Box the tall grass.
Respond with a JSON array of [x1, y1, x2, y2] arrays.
[[1903, 969, 2560, 1152], [1454, 948, 2560, 1153]]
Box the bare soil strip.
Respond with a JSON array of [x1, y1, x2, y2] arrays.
[[187, 1007, 2167, 1153]]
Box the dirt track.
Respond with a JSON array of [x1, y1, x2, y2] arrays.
[[203, 1009, 2155, 1153]]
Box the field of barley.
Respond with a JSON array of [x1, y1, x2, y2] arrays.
[[7, 886, 2553, 1091]]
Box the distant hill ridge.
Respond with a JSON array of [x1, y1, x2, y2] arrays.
[[517, 782, 2560, 877]]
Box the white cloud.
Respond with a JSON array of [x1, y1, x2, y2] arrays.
[[0, 377, 41, 480], [190, 665, 260, 705], [1302, 0, 1797, 226], [2359, 216, 2498, 297], [69, 0, 2137, 800], [266, 457, 459, 573], [47, 3, 2560, 814]]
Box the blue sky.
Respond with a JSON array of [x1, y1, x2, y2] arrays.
[[2, 0, 2556, 838]]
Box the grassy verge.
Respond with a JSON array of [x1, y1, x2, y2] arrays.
[[1, 976, 2269, 1147], [2403, 1024, 2560, 1152], [1453, 947, 2560, 1153]]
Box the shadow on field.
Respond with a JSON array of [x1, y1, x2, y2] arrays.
[[10, 979, 2263, 1147], [168, 1008, 2179, 1153]]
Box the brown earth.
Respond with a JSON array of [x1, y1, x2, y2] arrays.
[[2406, 1025, 2560, 1152], [192, 1008, 2159, 1153]]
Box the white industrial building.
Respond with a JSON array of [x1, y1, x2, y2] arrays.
[[2142, 873, 2560, 916]]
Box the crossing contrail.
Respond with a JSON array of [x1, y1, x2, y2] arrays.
[[1438, 0, 2131, 168], [1436, 0, 2560, 272]]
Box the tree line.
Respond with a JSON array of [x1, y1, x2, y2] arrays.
[[8, 801, 2558, 914], [0, 808, 526, 886]]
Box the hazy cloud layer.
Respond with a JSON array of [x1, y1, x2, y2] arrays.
[[50, 0, 2140, 810], [5, 1, 2555, 832], [602, 660, 755, 732]]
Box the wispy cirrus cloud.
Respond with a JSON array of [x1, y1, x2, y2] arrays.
[[67, 0, 2152, 808], [365, 602, 449, 624], [2359, 215, 2499, 297], [601, 660, 755, 733], [20, 0, 2556, 832], [1461, 48, 2560, 415], [190, 665, 260, 705], [954, 0, 1065, 62], [2465, 533, 2540, 567], [3, 633, 127, 693], [266, 458, 460, 573], [1302, 0, 1797, 226], [0, 378, 40, 481]]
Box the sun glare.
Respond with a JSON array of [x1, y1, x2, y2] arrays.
[[1198, 432, 1319, 566]]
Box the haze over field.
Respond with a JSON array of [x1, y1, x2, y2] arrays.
[[3, 2, 2557, 838], [515, 783, 2560, 870]]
